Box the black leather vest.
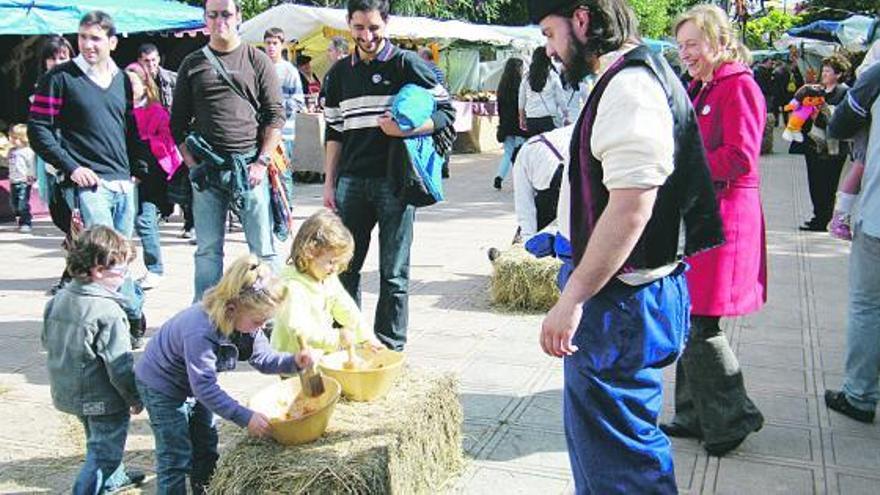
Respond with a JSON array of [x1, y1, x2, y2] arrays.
[[569, 44, 724, 271]]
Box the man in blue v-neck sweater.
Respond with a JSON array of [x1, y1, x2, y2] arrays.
[[28, 11, 147, 347]]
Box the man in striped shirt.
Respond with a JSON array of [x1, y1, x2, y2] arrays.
[[322, 0, 455, 350]]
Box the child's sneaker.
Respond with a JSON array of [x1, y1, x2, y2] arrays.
[[104, 469, 146, 493], [828, 212, 852, 241], [18, 224, 32, 233]]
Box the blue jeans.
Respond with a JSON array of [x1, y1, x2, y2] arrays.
[[191, 173, 277, 301], [495, 136, 525, 180], [10, 182, 32, 226], [335, 176, 414, 350], [72, 411, 132, 495], [843, 225, 880, 412], [563, 267, 690, 494], [136, 196, 164, 275], [137, 380, 219, 494], [66, 182, 144, 322]]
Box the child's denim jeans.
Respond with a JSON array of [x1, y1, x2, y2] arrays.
[[72, 411, 131, 495], [137, 380, 219, 494], [10, 182, 32, 226]]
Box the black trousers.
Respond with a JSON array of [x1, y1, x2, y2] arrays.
[[672, 316, 764, 445], [525, 116, 556, 138], [804, 142, 846, 225]]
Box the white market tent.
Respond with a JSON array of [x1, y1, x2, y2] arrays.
[[240, 4, 544, 94], [240, 4, 543, 48]]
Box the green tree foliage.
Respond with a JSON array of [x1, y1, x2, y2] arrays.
[[744, 8, 803, 49], [180, 0, 706, 34]]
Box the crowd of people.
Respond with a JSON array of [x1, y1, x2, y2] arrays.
[[20, 0, 452, 492], [3, 0, 879, 493]]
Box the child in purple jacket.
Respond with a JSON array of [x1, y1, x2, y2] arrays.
[[135, 255, 316, 494]]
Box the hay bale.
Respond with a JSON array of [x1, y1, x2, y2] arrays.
[[209, 368, 464, 494], [489, 245, 561, 312]]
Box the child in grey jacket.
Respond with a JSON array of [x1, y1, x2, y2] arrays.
[[42, 226, 145, 494]]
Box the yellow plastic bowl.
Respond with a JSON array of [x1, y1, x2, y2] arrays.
[[248, 375, 341, 446], [319, 348, 405, 402]]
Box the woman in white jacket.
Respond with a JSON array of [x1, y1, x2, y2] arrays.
[[518, 47, 567, 137]]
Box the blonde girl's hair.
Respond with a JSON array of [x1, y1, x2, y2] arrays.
[[202, 255, 289, 336], [674, 4, 752, 67], [288, 209, 355, 275], [66, 225, 136, 282], [125, 63, 160, 105], [9, 124, 28, 145]]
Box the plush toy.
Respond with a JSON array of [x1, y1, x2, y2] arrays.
[[782, 85, 825, 143]]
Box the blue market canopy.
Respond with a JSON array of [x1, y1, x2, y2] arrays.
[[786, 15, 877, 50], [0, 0, 205, 35]]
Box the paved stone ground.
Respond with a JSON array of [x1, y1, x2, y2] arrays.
[[1, 131, 879, 494]]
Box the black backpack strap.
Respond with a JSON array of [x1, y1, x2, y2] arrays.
[[201, 46, 258, 116]]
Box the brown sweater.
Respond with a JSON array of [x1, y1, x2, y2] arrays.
[[171, 43, 284, 155]]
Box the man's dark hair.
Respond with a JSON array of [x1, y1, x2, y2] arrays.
[[205, 0, 242, 12], [79, 10, 116, 38], [264, 27, 285, 42], [347, 0, 390, 21], [558, 0, 640, 57], [137, 43, 159, 58]]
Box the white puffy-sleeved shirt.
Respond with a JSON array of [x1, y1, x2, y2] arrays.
[[588, 47, 676, 285], [513, 125, 574, 239]]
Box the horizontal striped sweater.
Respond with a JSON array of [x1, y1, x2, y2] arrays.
[[322, 42, 455, 177]]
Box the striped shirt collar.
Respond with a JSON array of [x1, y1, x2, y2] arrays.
[[351, 39, 396, 66]]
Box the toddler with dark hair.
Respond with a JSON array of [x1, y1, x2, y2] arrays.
[[42, 225, 145, 494]]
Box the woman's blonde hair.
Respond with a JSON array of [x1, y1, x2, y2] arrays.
[[125, 63, 160, 105], [288, 209, 354, 275], [202, 255, 289, 335], [674, 4, 752, 67]]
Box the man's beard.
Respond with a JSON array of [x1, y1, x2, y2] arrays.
[[561, 34, 597, 87]]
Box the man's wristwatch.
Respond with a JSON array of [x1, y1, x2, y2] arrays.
[[257, 153, 272, 166]]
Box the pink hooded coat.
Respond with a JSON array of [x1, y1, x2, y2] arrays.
[[685, 61, 768, 316]]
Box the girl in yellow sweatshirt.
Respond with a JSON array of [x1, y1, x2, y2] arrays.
[[271, 209, 382, 355]]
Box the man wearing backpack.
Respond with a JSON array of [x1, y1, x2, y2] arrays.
[[321, 0, 455, 350], [170, 0, 284, 300]]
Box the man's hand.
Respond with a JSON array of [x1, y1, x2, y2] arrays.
[[378, 112, 405, 137], [246, 411, 272, 438], [70, 167, 99, 188], [248, 163, 267, 187], [323, 181, 337, 210], [540, 296, 582, 358]]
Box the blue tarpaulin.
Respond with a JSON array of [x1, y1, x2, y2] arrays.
[[0, 0, 205, 35], [786, 15, 877, 50]]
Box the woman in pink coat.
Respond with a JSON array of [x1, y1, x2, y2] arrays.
[[662, 4, 766, 457]]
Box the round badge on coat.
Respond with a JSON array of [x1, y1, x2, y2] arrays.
[[372, 74, 382, 84], [702, 105, 711, 115]]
